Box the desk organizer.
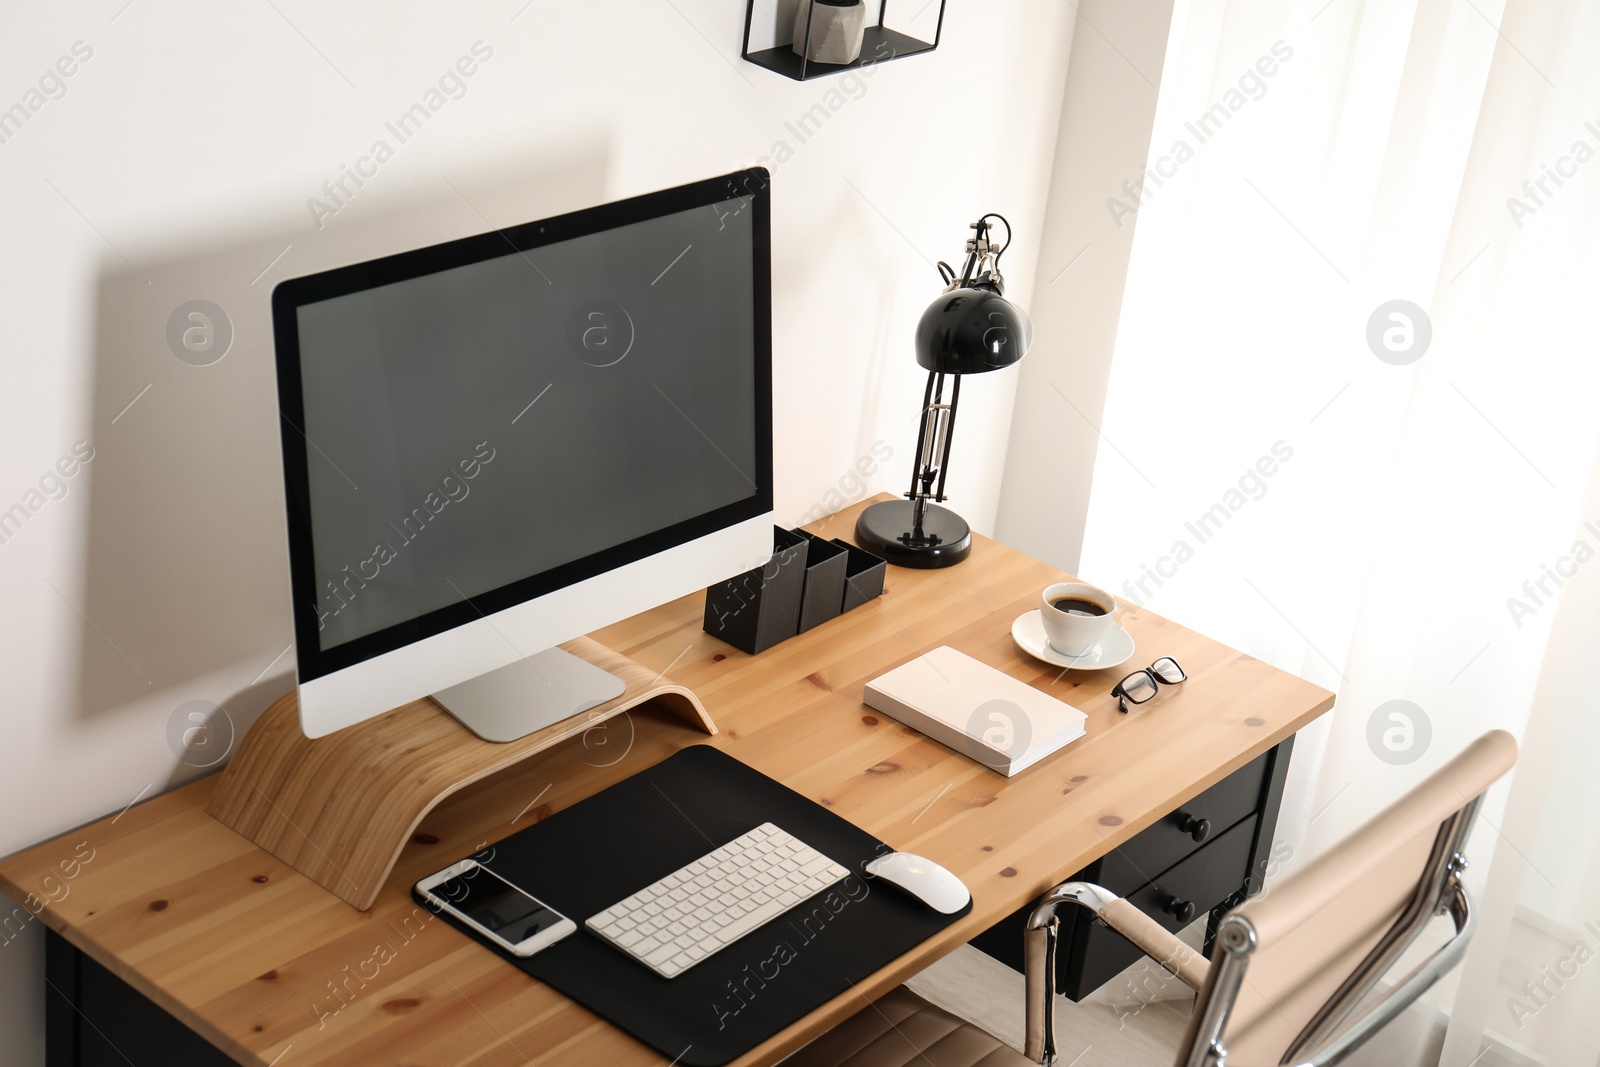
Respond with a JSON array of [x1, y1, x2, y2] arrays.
[[703, 527, 886, 653], [833, 537, 888, 611], [796, 532, 848, 632], [701, 525, 808, 654], [205, 637, 714, 910]]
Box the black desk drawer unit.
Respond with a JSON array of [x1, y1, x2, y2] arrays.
[[973, 737, 1294, 1000], [1073, 814, 1258, 993], [1096, 751, 1267, 888], [47, 928, 234, 1067]]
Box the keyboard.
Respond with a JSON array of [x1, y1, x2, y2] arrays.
[[585, 822, 850, 978]]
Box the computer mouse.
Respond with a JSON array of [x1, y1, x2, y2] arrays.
[[863, 851, 971, 914]]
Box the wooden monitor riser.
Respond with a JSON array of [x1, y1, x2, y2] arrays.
[[204, 636, 715, 911]]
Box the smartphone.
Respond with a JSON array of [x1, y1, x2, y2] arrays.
[[416, 859, 577, 958]]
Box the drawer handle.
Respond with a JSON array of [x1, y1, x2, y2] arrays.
[[1178, 815, 1212, 843], [1162, 896, 1198, 924]]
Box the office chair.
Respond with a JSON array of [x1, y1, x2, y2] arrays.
[[788, 730, 1516, 1067]]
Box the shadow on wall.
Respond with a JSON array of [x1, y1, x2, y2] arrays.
[[70, 137, 613, 785]]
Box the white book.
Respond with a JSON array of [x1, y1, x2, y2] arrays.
[[863, 646, 1087, 776]]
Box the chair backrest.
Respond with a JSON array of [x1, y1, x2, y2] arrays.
[[1176, 730, 1517, 1067]]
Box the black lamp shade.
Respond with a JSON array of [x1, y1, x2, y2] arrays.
[[914, 287, 1031, 374]]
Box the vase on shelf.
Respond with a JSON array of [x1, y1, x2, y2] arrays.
[[791, 0, 867, 65]]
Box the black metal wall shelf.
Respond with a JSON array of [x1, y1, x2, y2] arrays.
[[741, 1, 945, 82]]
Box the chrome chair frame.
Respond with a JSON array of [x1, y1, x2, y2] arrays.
[[1022, 797, 1483, 1067]]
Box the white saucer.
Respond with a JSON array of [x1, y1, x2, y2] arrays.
[[1011, 610, 1136, 671]]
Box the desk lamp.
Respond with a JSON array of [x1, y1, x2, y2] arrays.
[[856, 214, 1029, 567]]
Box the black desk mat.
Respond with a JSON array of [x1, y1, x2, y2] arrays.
[[413, 745, 970, 1066]]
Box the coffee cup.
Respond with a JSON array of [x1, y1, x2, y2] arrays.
[[1040, 581, 1117, 657]]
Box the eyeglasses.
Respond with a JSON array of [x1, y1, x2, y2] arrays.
[[1112, 657, 1186, 713]]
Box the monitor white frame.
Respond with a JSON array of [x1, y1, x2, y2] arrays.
[[295, 515, 772, 737]]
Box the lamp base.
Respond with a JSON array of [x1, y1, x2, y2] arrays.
[[855, 499, 972, 568]]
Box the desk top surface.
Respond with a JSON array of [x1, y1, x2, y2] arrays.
[[0, 495, 1333, 1067]]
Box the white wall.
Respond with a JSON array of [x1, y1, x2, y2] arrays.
[[996, 0, 1176, 575], [0, 2, 1074, 1059]]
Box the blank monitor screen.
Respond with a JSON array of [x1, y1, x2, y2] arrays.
[[273, 171, 771, 682]]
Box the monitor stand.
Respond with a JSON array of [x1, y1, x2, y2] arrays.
[[431, 647, 628, 743], [208, 636, 715, 908]]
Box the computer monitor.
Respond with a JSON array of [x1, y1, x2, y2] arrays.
[[270, 168, 773, 741]]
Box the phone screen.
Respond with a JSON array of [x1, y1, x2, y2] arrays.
[[433, 868, 564, 945]]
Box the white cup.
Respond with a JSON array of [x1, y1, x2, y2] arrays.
[[1039, 581, 1117, 657]]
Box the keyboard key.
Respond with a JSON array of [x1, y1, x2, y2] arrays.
[[800, 855, 834, 877]]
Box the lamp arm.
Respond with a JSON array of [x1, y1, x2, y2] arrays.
[[906, 371, 939, 502], [910, 372, 948, 529], [948, 214, 1010, 294], [931, 374, 959, 503], [954, 218, 988, 288]]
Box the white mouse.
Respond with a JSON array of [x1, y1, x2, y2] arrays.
[[863, 851, 972, 914]]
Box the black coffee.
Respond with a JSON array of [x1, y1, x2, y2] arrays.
[[1048, 595, 1108, 617]]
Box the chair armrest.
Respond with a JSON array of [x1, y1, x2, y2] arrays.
[[1023, 882, 1211, 1064], [1100, 898, 1210, 991]]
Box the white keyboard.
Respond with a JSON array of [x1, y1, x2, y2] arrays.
[[585, 822, 850, 978]]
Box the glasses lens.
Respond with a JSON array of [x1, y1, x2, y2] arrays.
[[1118, 671, 1159, 704], [1151, 657, 1186, 684]]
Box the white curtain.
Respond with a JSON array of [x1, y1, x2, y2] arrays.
[[1076, 0, 1600, 1062]]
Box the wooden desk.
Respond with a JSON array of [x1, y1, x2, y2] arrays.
[[1, 495, 1332, 1067]]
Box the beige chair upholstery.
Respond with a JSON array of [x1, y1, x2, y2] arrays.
[[794, 731, 1516, 1067], [784, 986, 1035, 1067], [1199, 729, 1518, 1066]]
